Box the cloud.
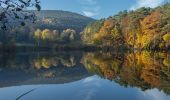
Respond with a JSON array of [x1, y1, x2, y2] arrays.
[[130, 0, 165, 10], [83, 76, 100, 86], [83, 89, 95, 100], [78, 0, 100, 18], [82, 6, 100, 17], [139, 89, 167, 100], [82, 76, 101, 100], [83, 11, 96, 17], [83, 77, 95, 83], [83, 10, 99, 17]]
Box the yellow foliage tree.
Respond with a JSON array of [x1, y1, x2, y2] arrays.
[[163, 33, 170, 44], [41, 29, 51, 40], [34, 29, 42, 39], [140, 10, 161, 48]]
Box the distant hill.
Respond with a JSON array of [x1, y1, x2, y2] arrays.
[[0, 10, 95, 45], [34, 10, 95, 32]]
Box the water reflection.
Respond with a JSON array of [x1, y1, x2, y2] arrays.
[[83, 51, 170, 95], [0, 51, 169, 100], [0, 52, 90, 87]]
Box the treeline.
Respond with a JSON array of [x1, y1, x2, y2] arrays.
[[0, 27, 78, 47], [0, 10, 95, 47], [82, 3, 170, 50], [34, 28, 78, 45]]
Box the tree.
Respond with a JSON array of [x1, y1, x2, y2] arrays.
[[52, 30, 60, 41], [124, 7, 151, 48], [34, 29, 41, 46], [163, 33, 170, 43], [41, 29, 51, 40], [81, 3, 170, 50], [163, 33, 170, 48], [81, 19, 104, 44], [0, 0, 41, 30], [140, 10, 161, 49], [92, 18, 116, 46], [61, 29, 77, 42]]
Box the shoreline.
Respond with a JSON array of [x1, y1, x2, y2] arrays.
[[0, 44, 169, 53]]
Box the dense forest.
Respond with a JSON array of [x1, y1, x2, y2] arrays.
[[82, 3, 170, 50], [0, 10, 95, 47], [1, 3, 170, 50]]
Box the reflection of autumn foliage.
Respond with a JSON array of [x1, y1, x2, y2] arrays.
[[82, 52, 123, 80], [122, 52, 160, 87], [33, 57, 59, 69], [60, 56, 76, 67], [139, 53, 161, 87], [32, 55, 76, 69], [119, 51, 170, 94], [82, 51, 170, 94], [38, 71, 56, 78], [0, 53, 80, 80]]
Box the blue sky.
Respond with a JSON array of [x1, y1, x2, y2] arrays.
[[40, 0, 170, 19]]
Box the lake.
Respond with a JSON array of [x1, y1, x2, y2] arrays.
[[0, 51, 169, 100]]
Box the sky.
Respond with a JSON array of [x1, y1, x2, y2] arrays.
[[40, 0, 170, 19]]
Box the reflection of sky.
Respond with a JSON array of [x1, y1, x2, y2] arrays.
[[138, 89, 168, 100], [0, 75, 169, 100]]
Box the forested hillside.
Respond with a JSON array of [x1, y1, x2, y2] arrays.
[[0, 10, 95, 46], [35, 10, 95, 32], [82, 3, 170, 50]]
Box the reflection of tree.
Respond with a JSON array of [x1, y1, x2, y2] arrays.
[[33, 57, 59, 69], [60, 56, 76, 67], [1, 51, 170, 94], [83, 52, 123, 80], [0, 52, 91, 88], [82, 51, 170, 95], [135, 51, 170, 92], [0, 52, 78, 79]]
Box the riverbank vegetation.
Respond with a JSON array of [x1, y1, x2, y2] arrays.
[[1, 3, 170, 51], [0, 10, 95, 50]]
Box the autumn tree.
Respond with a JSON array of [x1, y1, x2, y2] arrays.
[[140, 10, 161, 49], [82, 19, 104, 44], [34, 29, 41, 46], [41, 29, 51, 40], [61, 29, 77, 42], [163, 33, 170, 48], [124, 7, 151, 48], [81, 3, 170, 50]]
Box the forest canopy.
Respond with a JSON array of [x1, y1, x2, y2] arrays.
[[81, 3, 170, 50]]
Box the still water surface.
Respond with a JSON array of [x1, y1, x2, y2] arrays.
[[0, 51, 169, 100]]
